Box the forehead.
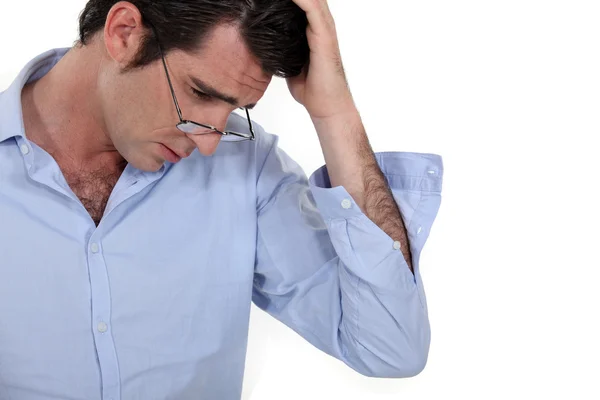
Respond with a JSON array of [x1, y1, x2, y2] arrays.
[[178, 24, 272, 96]]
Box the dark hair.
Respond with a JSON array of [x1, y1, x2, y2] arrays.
[[78, 0, 309, 77]]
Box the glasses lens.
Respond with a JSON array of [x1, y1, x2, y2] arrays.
[[221, 132, 251, 142], [176, 121, 208, 135], [176, 119, 252, 142]]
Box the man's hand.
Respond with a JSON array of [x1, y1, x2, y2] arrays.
[[287, 0, 356, 120], [286, 1, 414, 272]]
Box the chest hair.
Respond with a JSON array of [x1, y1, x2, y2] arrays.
[[62, 168, 124, 226]]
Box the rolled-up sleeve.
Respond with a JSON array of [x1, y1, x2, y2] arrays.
[[252, 129, 443, 378]]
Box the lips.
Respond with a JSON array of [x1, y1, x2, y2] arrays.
[[164, 144, 188, 159], [160, 144, 182, 163]]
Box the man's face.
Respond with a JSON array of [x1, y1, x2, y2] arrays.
[[99, 24, 272, 172]]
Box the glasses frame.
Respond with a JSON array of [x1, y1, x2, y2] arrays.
[[152, 27, 255, 142]]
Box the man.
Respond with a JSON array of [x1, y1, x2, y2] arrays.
[[0, 0, 443, 399]]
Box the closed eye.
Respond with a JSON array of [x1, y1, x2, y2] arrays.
[[191, 87, 212, 101]]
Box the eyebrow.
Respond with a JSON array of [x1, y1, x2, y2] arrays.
[[190, 77, 257, 110]]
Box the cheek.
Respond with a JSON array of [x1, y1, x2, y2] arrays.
[[122, 76, 175, 128], [127, 96, 177, 138]]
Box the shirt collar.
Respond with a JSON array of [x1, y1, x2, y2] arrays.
[[0, 48, 71, 143]]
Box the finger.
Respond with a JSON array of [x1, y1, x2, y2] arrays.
[[290, 0, 327, 14], [291, 0, 335, 34]]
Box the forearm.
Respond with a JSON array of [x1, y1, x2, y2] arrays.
[[312, 107, 414, 272]]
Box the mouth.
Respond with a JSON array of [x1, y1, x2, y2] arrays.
[[159, 144, 183, 163]]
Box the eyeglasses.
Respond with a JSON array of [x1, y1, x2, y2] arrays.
[[154, 31, 255, 142]]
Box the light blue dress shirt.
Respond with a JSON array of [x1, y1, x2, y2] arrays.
[[0, 49, 443, 400]]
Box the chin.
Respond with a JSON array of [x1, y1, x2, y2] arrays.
[[119, 143, 172, 172], [126, 154, 165, 172], [138, 160, 165, 172]]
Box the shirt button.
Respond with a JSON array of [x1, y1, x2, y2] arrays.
[[90, 243, 99, 253], [341, 199, 352, 209], [20, 144, 30, 155], [393, 241, 401, 250], [97, 322, 108, 333]]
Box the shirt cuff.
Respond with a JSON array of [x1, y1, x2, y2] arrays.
[[308, 151, 443, 220]]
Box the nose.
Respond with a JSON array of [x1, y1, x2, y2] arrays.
[[186, 132, 222, 156], [182, 112, 231, 156]]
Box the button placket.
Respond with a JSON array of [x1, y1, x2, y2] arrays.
[[86, 237, 121, 399]]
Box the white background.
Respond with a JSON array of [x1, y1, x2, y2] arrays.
[[1, 1, 599, 399]]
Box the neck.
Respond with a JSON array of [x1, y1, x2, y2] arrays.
[[21, 44, 124, 170]]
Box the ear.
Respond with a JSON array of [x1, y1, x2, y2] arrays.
[[103, 1, 146, 67]]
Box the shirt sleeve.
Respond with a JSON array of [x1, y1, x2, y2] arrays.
[[252, 128, 443, 378]]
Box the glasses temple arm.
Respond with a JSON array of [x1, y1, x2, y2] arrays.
[[245, 108, 255, 137], [149, 22, 184, 123], [159, 53, 185, 123]]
